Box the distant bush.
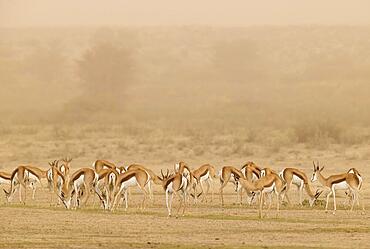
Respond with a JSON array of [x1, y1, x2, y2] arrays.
[[293, 119, 342, 145], [339, 127, 370, 145]]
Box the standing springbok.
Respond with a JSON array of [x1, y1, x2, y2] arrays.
[[280, 167, 322, 206], [235, 173, 287, 218], [158, 169, 188, 217], [311, 161, 364, 214], [110, 168, 150, 211]]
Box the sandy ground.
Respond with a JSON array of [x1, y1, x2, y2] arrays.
[[0, 174, 369, 249], [0, 126, 369, 248]]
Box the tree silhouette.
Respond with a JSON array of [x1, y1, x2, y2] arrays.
[[77, 42, 134, 100]]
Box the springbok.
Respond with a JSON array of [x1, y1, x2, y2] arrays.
[[311, 161, 364, 214], [158, 169, 188, 217], [235, 173, 287, 218], [58, 168, 105, 209], [47, 160, 66, 205], [190, 164, 217, 203], [110, 168, 150, 211], [237, 162, 261, 204], [96, 168, 119, 209], [4, 165, 49, 203], [279, 167, 322, 206], [219, 166, 243, 206], [126, 164, 162, 201]]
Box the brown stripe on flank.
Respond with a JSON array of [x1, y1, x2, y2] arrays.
[[292, 171, 305, 181], [71, 170, 85, 182], [331, 176, 347, 185], [199, 168, 209, 178], [119, 171, 136, 184]]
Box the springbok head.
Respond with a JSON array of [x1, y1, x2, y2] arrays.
[[60, 157, 72, 176], [311, 161, 324, 182]]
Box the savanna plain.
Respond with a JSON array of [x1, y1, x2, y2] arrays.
[[1, 26, 370, 248], [0, 124, 369, 249]]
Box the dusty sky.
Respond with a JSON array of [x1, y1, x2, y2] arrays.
[[1, 0, 370, 27]]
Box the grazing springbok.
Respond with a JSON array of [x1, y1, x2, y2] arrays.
[[311, 161, 364, 214], [190, 164, 217, 203], [47, 160, 66, 205], [96, 168, 120, 209], [126, 164, 162, 200], [235, 173, 287, 218], [158, 169, 189, 217], [4, 165, 49, 203], [237, 162, 261, 204], [110, 168, 150, 211], [279, 167, 322, 206], [58, 168, 105, 209], [219, 166, 243, 206]]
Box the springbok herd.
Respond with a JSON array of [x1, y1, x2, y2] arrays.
[[0, 159, 365, 218]]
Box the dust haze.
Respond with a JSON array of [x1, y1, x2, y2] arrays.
[[1, 2, 370, 249], [1, 1, 370, 160]]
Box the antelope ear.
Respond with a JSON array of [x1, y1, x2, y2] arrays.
[[320, 166, 325, 172]]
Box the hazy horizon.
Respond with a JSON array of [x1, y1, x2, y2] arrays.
[[2, 0, 370, 27]]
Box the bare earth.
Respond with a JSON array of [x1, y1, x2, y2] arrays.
[[0, 168, 369, 249], [0, 126, 370, 248]]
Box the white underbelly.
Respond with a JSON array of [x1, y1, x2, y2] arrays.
[[121, 176, 138, 190], [292, 175, 303, 187], [332, 181, 349, 191], [200, 171, 210, 182], [74, 175, 85, 189], [262, 183, 275, 193], [0, 177, 11, 185]]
